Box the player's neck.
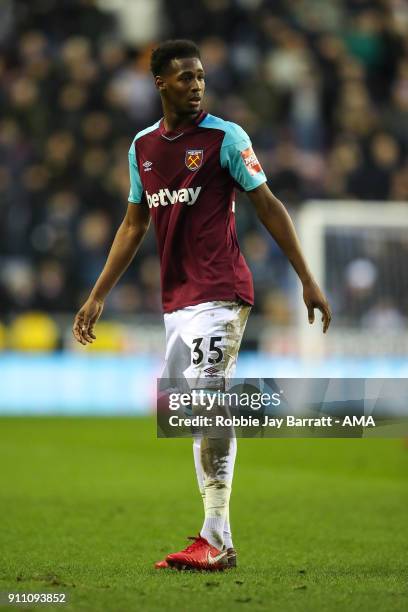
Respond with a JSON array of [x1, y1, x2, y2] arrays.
[[162, 108, 202, 132]]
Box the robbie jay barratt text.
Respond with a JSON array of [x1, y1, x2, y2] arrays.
[[167, 415, 376, 428]]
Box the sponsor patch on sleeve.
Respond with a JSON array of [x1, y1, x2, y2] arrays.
[[241, 147, 263, 176]]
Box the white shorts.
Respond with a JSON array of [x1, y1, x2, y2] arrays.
[[161, 300, 251, 391]]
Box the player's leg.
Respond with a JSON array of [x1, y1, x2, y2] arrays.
[[157, 301, 250, 570], [200, 434, 237, 549], [193, 435, 236, 566], [187, 302, 250, 564], [165, 426, 236, 570], [197, 302, 249, 551]]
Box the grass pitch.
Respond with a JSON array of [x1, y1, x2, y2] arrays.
[[0, 417, 407, 611]]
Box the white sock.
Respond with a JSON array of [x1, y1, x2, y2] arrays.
[[193, 437, 237, 549], [200, 478, 231, 549], [199, 438, 237, 549]]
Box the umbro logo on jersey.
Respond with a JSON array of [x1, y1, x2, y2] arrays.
[[143, 161, 153, 172], [146, 187, 202, 208]]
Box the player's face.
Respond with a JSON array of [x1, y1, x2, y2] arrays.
[[157, 57, 205, 115]]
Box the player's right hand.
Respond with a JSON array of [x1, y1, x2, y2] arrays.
[[72, 298, 104, 345], [302, 279, 332, 334]]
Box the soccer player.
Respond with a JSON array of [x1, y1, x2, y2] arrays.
[[72, 40, 331, 571]]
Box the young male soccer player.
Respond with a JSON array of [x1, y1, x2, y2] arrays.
[[73, 40, 331, 571]]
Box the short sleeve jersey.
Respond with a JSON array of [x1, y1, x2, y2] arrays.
[[128, 111, 267, 313]]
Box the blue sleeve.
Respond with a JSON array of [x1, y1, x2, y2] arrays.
[[220, 122, 267, 191], [128, 141, 143, 204]]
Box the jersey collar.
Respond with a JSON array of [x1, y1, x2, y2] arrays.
[[159, 110, 207, 141]]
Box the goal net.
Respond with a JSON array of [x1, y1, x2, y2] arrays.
[[296, 201, 408, 363]]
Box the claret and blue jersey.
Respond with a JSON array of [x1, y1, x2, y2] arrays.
[[128, 111, 267, 313]]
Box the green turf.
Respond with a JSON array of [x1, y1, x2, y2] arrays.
[[0, 417, 407, 611]]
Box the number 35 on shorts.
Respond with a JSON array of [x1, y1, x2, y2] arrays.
[[191, 336, 224, 366]]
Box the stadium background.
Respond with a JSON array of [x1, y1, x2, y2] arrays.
[[0, 0, 407, 411]]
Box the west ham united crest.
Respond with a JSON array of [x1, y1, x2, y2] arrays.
[[185, 149, 203, 171]]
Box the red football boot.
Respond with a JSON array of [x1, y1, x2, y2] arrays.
[[155, 543, 237, 570], [165, 536, 228, 571]]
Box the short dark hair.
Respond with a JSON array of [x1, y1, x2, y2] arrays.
[[150, 39, 201, 76]]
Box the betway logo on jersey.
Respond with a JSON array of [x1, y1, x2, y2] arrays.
[[146, 187, 201, 208]]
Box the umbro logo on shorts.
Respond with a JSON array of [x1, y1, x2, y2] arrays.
[[204, 366, 219, 376], [146, 187, 202, 208]]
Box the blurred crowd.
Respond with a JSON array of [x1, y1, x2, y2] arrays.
[[0, 0, 407, 333]]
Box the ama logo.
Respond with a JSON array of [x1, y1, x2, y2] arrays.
[[146, 187, 201, 208]]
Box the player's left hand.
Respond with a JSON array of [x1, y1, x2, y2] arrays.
[[302, 279, 331, 333]]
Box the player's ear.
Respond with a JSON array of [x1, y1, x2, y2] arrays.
[[155, 76, 166, 91]]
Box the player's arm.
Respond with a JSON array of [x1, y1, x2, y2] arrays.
[[72, 203, 150, 345], [246, 183, 331, 333]]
